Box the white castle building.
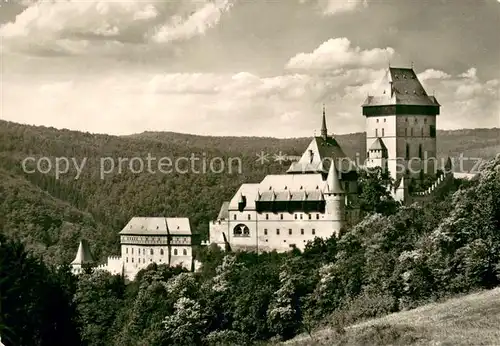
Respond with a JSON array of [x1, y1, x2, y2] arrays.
[[71, 217, 196, 281], [208, 66, 453, 253]]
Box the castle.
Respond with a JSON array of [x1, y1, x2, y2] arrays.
[[208, 67, 454, 253], [71, 66, 462, 274], [71, 217, 197, 280]]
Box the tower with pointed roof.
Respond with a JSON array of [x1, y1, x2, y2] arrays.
[[71, 239, 95, 275], [362, 67, 440, 201], [324, 159, 345, 235]]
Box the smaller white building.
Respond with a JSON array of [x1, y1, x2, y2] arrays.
[[71, 217, 196, 281]]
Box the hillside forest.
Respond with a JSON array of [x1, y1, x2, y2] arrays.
[[0, 120, 500, 345]]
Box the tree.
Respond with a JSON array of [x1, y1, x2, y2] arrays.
[[357, 167, 399, 216]]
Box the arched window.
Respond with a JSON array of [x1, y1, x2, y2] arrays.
[[143, 249, 145, 255], [382, 128, 385, 137], [233, 224, 250, 237], [183, 249, 187, 256], [406, 143, 410, 160], [160, 249, 164, 255], [375, 129, 378, 137], [174, 249, 178, 256], [150, 249, 154, 255], [419, 144, 423, 159]]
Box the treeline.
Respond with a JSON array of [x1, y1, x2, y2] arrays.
[[0, 120, 499, 265], [1, 156, 499, 345]]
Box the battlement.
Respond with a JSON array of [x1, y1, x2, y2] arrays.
[[107, 255, 121, 261], [412, 172, 453, 199]]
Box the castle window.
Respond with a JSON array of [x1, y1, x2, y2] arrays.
[[308, 214, 312, 220], [406, 118, 408, 122], [300, 214, 303, 220], [248, 214, 251, 220], [301, 229, 304, 235], [174, 249, 178, 256], [415, 118, 418, 123], [405, 128, 408, 136], [143, 258, 145, 263], [233, 214, 236, 220], [280, 214, 283, 220], [126, 248, 128, 254], [312, 229, 316, 235], [382, 128, 385, 137], [289, 229, 292, 235], [131, 248, 134, 255], [419, 144, 423, 159], [406, 143, 410, 160], [294, 214, 297, 220], [430, 125, 436, 138], [126, 257, 128, 263], [276, 229, 280, 235], [160, 249, 164, 255], [150, 249, 154, 255], [411, 128, 413, 136], [424, 118, 428, 124], [264, 229, 268, 235], [316, 214, 320, 220], [421, 128, 424, 137], [143, 249, 145, 255], [233, 224, 250, 237], [132, 258, 134, 263], [375, 129, 378, 137], [384, 118, 386, 123], [266, 214, 269, 220], [183, 249, 187, 256], [376, 119, 379, 123]]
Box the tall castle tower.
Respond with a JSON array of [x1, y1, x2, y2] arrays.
[[362, 67, 440, 196], [324, 159, 345, 235]]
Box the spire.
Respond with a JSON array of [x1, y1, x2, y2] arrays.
[[326, 159, 344, 194], [71, 239, 94, 265], [321, 104, 327, 140]]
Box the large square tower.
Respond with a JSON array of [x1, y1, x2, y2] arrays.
[[362, 67, 440, 184]]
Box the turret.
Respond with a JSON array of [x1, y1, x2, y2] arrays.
[[324, 159, 345, 234], [71, 239, 94, 275]]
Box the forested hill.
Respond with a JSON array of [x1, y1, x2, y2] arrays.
[[0, 119, 499, 265]]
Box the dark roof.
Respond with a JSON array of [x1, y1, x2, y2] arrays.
[[369, 137, 387, 151], [363, 67, 440, 107]]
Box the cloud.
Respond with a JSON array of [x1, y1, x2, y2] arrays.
[[0, 0, 234, 55], [417, 69, 451, 81], [3, 36, 498, 138], [285, 38, 395, 71], [300, 0, 368, 16]]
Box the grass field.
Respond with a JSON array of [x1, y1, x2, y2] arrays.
[[284, 288, 500, 345]]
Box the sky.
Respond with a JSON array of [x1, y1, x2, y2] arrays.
[[1, 0, 499, 137]]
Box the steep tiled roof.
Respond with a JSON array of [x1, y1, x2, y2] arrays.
[[287, 136, 356, 174], [119, 217, 191, 235], [326, 160, 344, 194], [362, 67, 440, 107], [166, 218, 191, 235], [71, 239, 94, 265], [369, 137, 387, 151], [217, 201, 230, 219]]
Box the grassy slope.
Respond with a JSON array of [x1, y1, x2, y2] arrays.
[[285, 288, 500, 345]]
